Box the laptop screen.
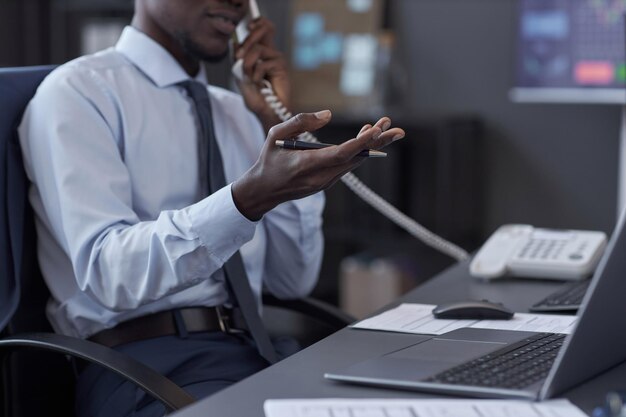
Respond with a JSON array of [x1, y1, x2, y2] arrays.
[[541, 208, 626, 398]]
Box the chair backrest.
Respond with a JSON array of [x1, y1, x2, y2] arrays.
[[0, 66, 77, 417], [0, 66, 54, 332]]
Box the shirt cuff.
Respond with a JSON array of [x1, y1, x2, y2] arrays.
[[270, 191, 325, 232], [186, 184, 258, 263]]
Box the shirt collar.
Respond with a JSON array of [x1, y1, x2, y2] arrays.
[[115, 26, 207, 88]]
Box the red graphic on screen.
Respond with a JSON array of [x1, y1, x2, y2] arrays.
[[574, 61, 615, 85]]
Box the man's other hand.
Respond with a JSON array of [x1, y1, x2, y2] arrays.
[[234, 17, 290, 132]]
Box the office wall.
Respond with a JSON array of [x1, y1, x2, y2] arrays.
[[390, 0, 620, 235], [0, 0, 50, 66], [266, 0, 619, 237], [0, 0, 619, 256]]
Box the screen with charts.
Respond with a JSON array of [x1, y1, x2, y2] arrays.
[[512, 0, 626, 103]]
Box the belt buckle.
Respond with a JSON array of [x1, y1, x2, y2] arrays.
[[216, 306, 245, 334]]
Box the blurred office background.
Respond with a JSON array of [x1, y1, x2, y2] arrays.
[[1, 0, 619, 318]]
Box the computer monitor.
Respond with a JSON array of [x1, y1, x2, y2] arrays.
[[511, 0, 626, 215], [511, 0, 626, 104]]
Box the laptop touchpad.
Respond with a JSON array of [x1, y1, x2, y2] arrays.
[[334, 339, 506, 382], [388, 339, 505, 364]]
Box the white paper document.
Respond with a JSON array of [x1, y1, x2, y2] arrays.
[[352, 303, 578, 335], [264, 398, 587, 417]]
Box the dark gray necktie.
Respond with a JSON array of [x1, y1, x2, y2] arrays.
[[180, 80, 278, 364]]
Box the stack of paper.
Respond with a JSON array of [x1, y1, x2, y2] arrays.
[[264, 398, 586, 417]]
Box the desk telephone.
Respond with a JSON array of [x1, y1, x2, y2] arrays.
[[233, 0, 469, 261], [469, 224, 607, 280]]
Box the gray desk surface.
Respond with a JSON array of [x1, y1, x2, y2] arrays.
[[172, 260, 624, 417]]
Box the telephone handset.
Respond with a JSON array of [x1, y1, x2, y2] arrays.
[[231, 0, 258, 82], [469, 224, 607, 280], [231, 0, 470, 261]]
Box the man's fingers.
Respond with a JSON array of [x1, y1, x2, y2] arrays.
[[331, 126, 382, 161], [374, 127, 405, 148], [237, 18, 275, 58], [373, 117, 391, 132], [329, 124, 405, 163], [359, 127, 404, 150], [357, 118, 405, 149], [251, 58, 287, 84], [359, 124, 372, 135], [268, 111, 332, 140]]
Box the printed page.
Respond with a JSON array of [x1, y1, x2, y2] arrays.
[[352, 303, 577, 335], [264, 398, 587, 417]]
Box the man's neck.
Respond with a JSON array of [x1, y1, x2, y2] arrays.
[[130, 17, 200, 77]]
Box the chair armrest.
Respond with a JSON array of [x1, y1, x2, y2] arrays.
[[0, 332, 195, 412], [262, 295, 355, 329]]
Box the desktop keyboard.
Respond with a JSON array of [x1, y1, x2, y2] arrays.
[[529, 280, 590, 313], [425, 333, 566, 389]]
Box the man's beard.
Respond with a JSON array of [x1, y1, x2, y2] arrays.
[[176, 31, 229, 64]]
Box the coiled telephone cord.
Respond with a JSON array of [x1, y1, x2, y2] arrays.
[[260, 81, 469, 261]]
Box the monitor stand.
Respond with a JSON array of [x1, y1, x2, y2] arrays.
[[617, 106, 626, 220]]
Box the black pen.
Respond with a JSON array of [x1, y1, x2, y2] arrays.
[[275, 140, 387, 158]]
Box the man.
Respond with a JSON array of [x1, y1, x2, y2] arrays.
[[19, 0, 405, 416]]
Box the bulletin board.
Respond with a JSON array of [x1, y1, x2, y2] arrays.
[[288, 0, 388, 118]]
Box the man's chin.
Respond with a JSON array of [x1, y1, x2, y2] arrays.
[[198, 50, 229, 64], [184, 41, 229, 63], [180, 36, 229, 64]]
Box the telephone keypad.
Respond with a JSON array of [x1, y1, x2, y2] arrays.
[[517, 238, 567, 261]]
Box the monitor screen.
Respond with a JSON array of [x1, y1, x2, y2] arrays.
[[511, 0, 626, 103]]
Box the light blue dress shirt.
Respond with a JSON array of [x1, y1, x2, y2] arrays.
[[18, 26, 325, 338]]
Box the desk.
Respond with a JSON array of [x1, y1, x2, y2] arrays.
[[171, 260, 624, 416]]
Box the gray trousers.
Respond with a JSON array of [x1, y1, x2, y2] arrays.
[[75, 332, 298, 417]]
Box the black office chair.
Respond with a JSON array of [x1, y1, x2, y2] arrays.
[[0, 66, 354, 417]]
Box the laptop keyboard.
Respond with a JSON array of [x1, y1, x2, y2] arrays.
[[425, 333, 566, 389], [529, 280, 590, 313]]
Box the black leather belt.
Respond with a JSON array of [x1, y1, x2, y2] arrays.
[[88, 306, 248, 348]]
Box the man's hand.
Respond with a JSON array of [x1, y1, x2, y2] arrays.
[[234, 17, 289, 132], [232, 111, 405, 221]]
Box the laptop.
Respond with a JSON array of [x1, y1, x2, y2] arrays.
[[325, 210, 626, 400], [529, 279, 590, 313]]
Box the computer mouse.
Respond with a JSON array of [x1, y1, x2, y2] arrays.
[[432, 300, 514, 320]]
